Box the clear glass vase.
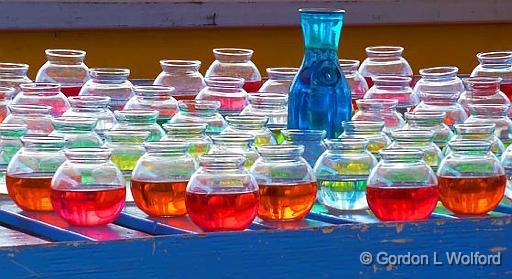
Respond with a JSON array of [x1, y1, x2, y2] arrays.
[[447, 123, 505, 157], [222, 115, 276, 147], [4, 105, 53, 136], [205, 48, 262, 92], [352, 99, 405, 134], [13, 83, 71, 117], [64, 96, 117, 138], [195, 76, 248, 116], [358, 46, 413, 87], [259, 67, 298, 94], [169, 100, 227, 135], [131, 141, 198, 217], [438, 140, 505, 215], [0, 87, 14, 122], [153, 60, 206, 100], [124, 85, 178, 125], [281, 129, 326, 167], [500, 142, 512, 200], [367, 149, 438, 221], [390, 129, 445, 171], [250, 145, 317, 221], [240, 92, 287, 143], [0, 123, 27, 170], [6, 136, 66, 211], [414, 91, 468, 128], [51, 148, 125, 226], [459, 77, 510, 116], [339, 59, 368, 110], [340, 120, 391, 158], [49, 116, 103, 148], [471, 51, 512, 99], [186, 154, 259, 232], [364, 76, 418, 114], [0, 124, 27, 191], [161, 123, 212, 159], [403, 111, 454, 149], [209, 134, 259, 168], [413, 66, 464, 96], [112, 110, 165, 142], [464, 104, 512, 146], [79, 68, 134, 111], [0, 63, 32, 95], [288, 9, 352, 139], [314, 138, 377, 211], [103, 130, 149, 183], [35, 49, 89, 97]]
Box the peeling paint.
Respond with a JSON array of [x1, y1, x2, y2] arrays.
[[380, 238, 414, 244], [0, 211, 511, 277], [489, 246, 507, 253], [322, 226, 335, 234], [358, 225, 369, 232], [386, 264, 396, 271], [435, 220, 447, 226], [181, 234, 200, 238], [205, 12, 216, 26], [491, 219, 505, 226], [395, 223, 404, 233]]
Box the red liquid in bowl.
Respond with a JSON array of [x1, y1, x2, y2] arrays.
[[185, 190, 259, 232]]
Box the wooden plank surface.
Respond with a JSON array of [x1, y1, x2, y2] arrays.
[[0, 216, 510, 278], [122, 203, 202, 233], [123, 202, 333, 232], [0, 198, 151, 241], [0, 225, 48, 247], [0, 188, 511, 277], [0, 0, 511, 30], [0, 209, 96, 242]]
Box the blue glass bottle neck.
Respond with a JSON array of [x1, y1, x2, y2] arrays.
[[301, 14, 343, 51]]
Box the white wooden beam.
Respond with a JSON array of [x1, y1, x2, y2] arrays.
[[0, 0, 510, 30]]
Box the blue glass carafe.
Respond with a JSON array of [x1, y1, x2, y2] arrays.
[[288, 8, 352, 139]]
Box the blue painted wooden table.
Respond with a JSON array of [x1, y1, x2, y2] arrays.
[[0, 192, 511, 278]]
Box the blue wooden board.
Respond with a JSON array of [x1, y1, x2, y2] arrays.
[[0, 192, 511, 277], [0, 216, 511, 278], [0, 197, 150, 241], [123, 202, 333, 232]]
